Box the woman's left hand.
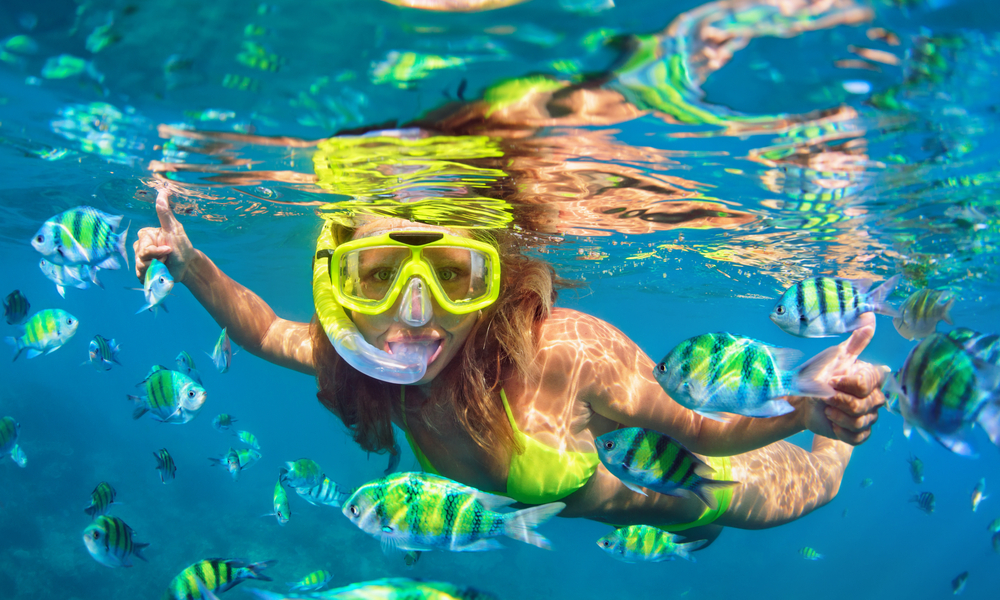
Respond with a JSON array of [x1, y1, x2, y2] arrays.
[[790, 313, 889, 445]]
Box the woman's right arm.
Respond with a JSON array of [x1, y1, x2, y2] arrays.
[[134, 189, 315, 375]]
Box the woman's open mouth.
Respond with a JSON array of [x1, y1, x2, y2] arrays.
[[386, 339, 444, 365]]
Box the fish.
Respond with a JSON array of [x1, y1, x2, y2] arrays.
[[947, 328, 1000, 365], [770, 275, 899, 337], [343, 472, 565, 552], [86, 335, 121, 371], [242, 578, 497, 600], [82, 515, 149, 567], [154, 448, 177, 483], [988, 518, 1000, 533], [128, 365, 208, 424], [596, 525, 701, 563], [210, 447, 262, 481], [886, 333, 1000, 457], [31, 206, 129, 268], [39, 258, 102, 297], [295, 476, 351, 508], [234, 430, 260, 449], [799, 547, 824, 560], [5, 309, 79, 361], [883, 437, 894, 451], [893, 289, 955, 340], [209, 328, 231, 373], [860, 478, 874, 489], [908, 455, 925, 483], [385, 441, 401, 475], [403, 551, 421, 567], [952, 571, 968, 595], [972, 478, 987, 512], [136, 259, 173, 314], [266, 479, 290, 526], [911, 491, 936, 515], [3, 290, 29, 325], [84, 482, 116, 518], [279, 458, 324, 489], [10, 444, 26, 467], [654, 332, 837, 420], [595, 428, 739, 509], [213, 413, 237, 431], [176, 350, 203, 384], [162, 558, 276, 599], [287, 569, 333, 592], [0, 416, 26, 468], [370, 51, 470, 88], [994, 532, 1000, 553]]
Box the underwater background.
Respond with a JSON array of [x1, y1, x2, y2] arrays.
[[2, 0, 1000, 598]]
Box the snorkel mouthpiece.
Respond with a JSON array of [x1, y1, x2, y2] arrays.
[[397, 277, 433, 327]]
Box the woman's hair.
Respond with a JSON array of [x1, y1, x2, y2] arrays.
[[311, 223, 564, 457]]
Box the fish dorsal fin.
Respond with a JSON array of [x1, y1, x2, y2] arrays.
[[844, 278, 873, 295], [763, 345, 803, 372]]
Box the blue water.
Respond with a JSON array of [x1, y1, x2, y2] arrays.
[[2, 0, 1000, 598]]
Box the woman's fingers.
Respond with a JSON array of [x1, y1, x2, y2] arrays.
[[831, 363, 890, 401], [155, 189, 183, 234], [825, 402, 880, 433], [840, 318, 875, 360]]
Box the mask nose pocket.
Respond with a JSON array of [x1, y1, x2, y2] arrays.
[[397, 277, 433, 327]]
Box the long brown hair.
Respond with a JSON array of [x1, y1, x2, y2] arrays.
[[312, 224, 563, 456]]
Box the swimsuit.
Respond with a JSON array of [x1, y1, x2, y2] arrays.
[[399, 386, 732, 530]]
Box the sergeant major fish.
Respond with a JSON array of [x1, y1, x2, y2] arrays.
[[162, 558, 276, 600], [128, 365, 207, 424], [972, 478, 987, 512], [84, 481, 116, 518], [911, 491, 935, 515], [83, 515, 149, 567], [154, 448, 177, 483], [136, 259, 173, 314], [595, 427, 739, 508], [265, 479, 289, 525], [234, 430, 260, 449], [0, 416, 26, 467], [86, 334, 121, 371], [907, 454, 925, 484], [279, 458, 323, 489], [213, 413, 237, 432], [654, 332, 837, 420], [295, 476, 351, 508], [39, 258, 102, 297], [596, 525, 701, 563], [3, 289, 29, 325], [209, 327, 231, 373], [893, 288, 955, 340], [947, 328, 1000, 365], [31, 205, 129, 268], [770, 275, 899, 338], [799, 547, 824, 560], [343, 472, 565, 552], [5, 308, 78, 360], [210, 447, 261, 481], [287, 569, 333, 592]]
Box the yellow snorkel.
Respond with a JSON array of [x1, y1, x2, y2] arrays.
[[313, 221, 427, 384]]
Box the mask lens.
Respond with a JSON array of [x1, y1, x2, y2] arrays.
[[339, 246, 410, 303], [423, 247, 491, 305]]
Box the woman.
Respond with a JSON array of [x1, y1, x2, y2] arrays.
[[134, 187, 886, 543]]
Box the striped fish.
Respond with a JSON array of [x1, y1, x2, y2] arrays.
[[770, 275, 899, 337], [209, 328, 231, 373], [176, 350, 203, 384], [128, 366, 207, 424], [212, 413, 237, 432], [31, 206, 129, 268], [154, 448, 177, 483], [595, 428, 738, 509], [972, 478, 987, 512], [654, 332, 836, 420], [84, 481, 116, 518], [911, 491, 936, 515], [136, 259, 173, 314], [39, 258, 102, 297], [162, 558, 276, 600], [988, 518, 1000, 533], [209, 447, 261, 481], [893, 289, 955, 340], [287, 569, 333, 592], [234, 430, 260, 449], [82, 515, 149, 567], [5, 309, 79, 361], [886, 333, 1000, 457], [3, 290, 29, 325], [596, 525, 701, 563], [343, 472, 565, 552], [947, 328, 1000, 365], [907, 454, 924, 484], [0, 416, 24, 467], [799, 546, 824, 560], [295, 476, 350, 508], [279, 458, 324, 489], [10, 443, 26, 467], [86, 335, 121, 371], [242, 578, 497, 600], [266, 479, 290, 526]]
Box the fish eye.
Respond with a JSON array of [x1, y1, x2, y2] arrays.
[[601, 540, 611, 548], [158, 277, 166, 284], [35, 235, 44, 243], [349, 505, 360, 517], [188, 391, 195, 397], [656, 363, 666, 372], [92, 531, 100, 539], [775, 306, 785, 315], [603, 441, 614, 450], [66, 319, 74, 325]]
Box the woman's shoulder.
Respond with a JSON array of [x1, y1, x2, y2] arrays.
[[539, 308, 637, 352]]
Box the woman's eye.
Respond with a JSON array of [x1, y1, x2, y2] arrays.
[[374, 269, 393, 282], [437, 268, 457, 282]]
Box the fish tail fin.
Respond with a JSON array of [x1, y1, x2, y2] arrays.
[[673, 539, 705, 562], [977, 399, 1000, 449], [244, 559, 277, 581], [942, 296, 955, 325], [503, 502, 565, 550], [5, 336, 22, 362], [116, 221, 130, 271], [688, 478, 740, 511], [127, 394, 148, 419], [868, 274, 900, 317], [792, 345, 840, 398], [133, 541, 150, 562], [83, 504, 97, 518], [135, 304, 152, 315]]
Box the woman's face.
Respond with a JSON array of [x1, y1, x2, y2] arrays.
[[348, 219, 481, 385]]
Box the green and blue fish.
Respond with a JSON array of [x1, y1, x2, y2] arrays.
[[86, 334, 121, 371], [209, 327, 231, 373], [266, 479, 290, 526], [886, 333, 1000, 457], [39, 258, 102, 297], [295, 476, 350, 508], [287, 569, 333, 592], [213, 413, 237, 431], [5, 308, 78, 360], [137, 259, 173, 314], [947, 328, 1000, 365], [128, 365, 207, 424], [595, 427, 738, 509], [343, 472, 565, 552], [154, 448, 177, 483], [0, 416, 26, 468], [655, 332, 837, 420], [162, 558, 276, 600], [799, 546, 823, 560], [911, 491, 935, 515], [176, 350, 203, 384], [210, 447, 261, 481], [3, 289, 29, 325], [235, 430, 260, 449], [770, 275, 899, 338], [893, 288, 955, 340], [279, 458, 323, 489], [84, 481, 116, 518], [82, 515, 149, 567], [596, 525, 701, 563], [972, 478, 987, 512], [907, 454, 925, 483], [31, 205, 129, 268], [952, 571, 969, 595]]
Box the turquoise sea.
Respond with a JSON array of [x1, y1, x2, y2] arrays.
[[2, 0, 1000, 598]]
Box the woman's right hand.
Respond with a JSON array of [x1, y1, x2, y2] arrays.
[[133, 189, 198, 285]]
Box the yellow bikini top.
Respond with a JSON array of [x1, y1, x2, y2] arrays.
[[400, 386, 600, 505]]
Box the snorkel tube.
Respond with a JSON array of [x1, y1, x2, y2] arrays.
[[313, 222, 427, 384]]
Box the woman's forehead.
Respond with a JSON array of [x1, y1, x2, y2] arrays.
[[353, 218, 466, 239]]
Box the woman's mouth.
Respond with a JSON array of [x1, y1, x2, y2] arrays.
[[387, 339, 444, 365]]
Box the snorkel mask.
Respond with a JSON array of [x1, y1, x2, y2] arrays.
[[313, 222, 501, 384]]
